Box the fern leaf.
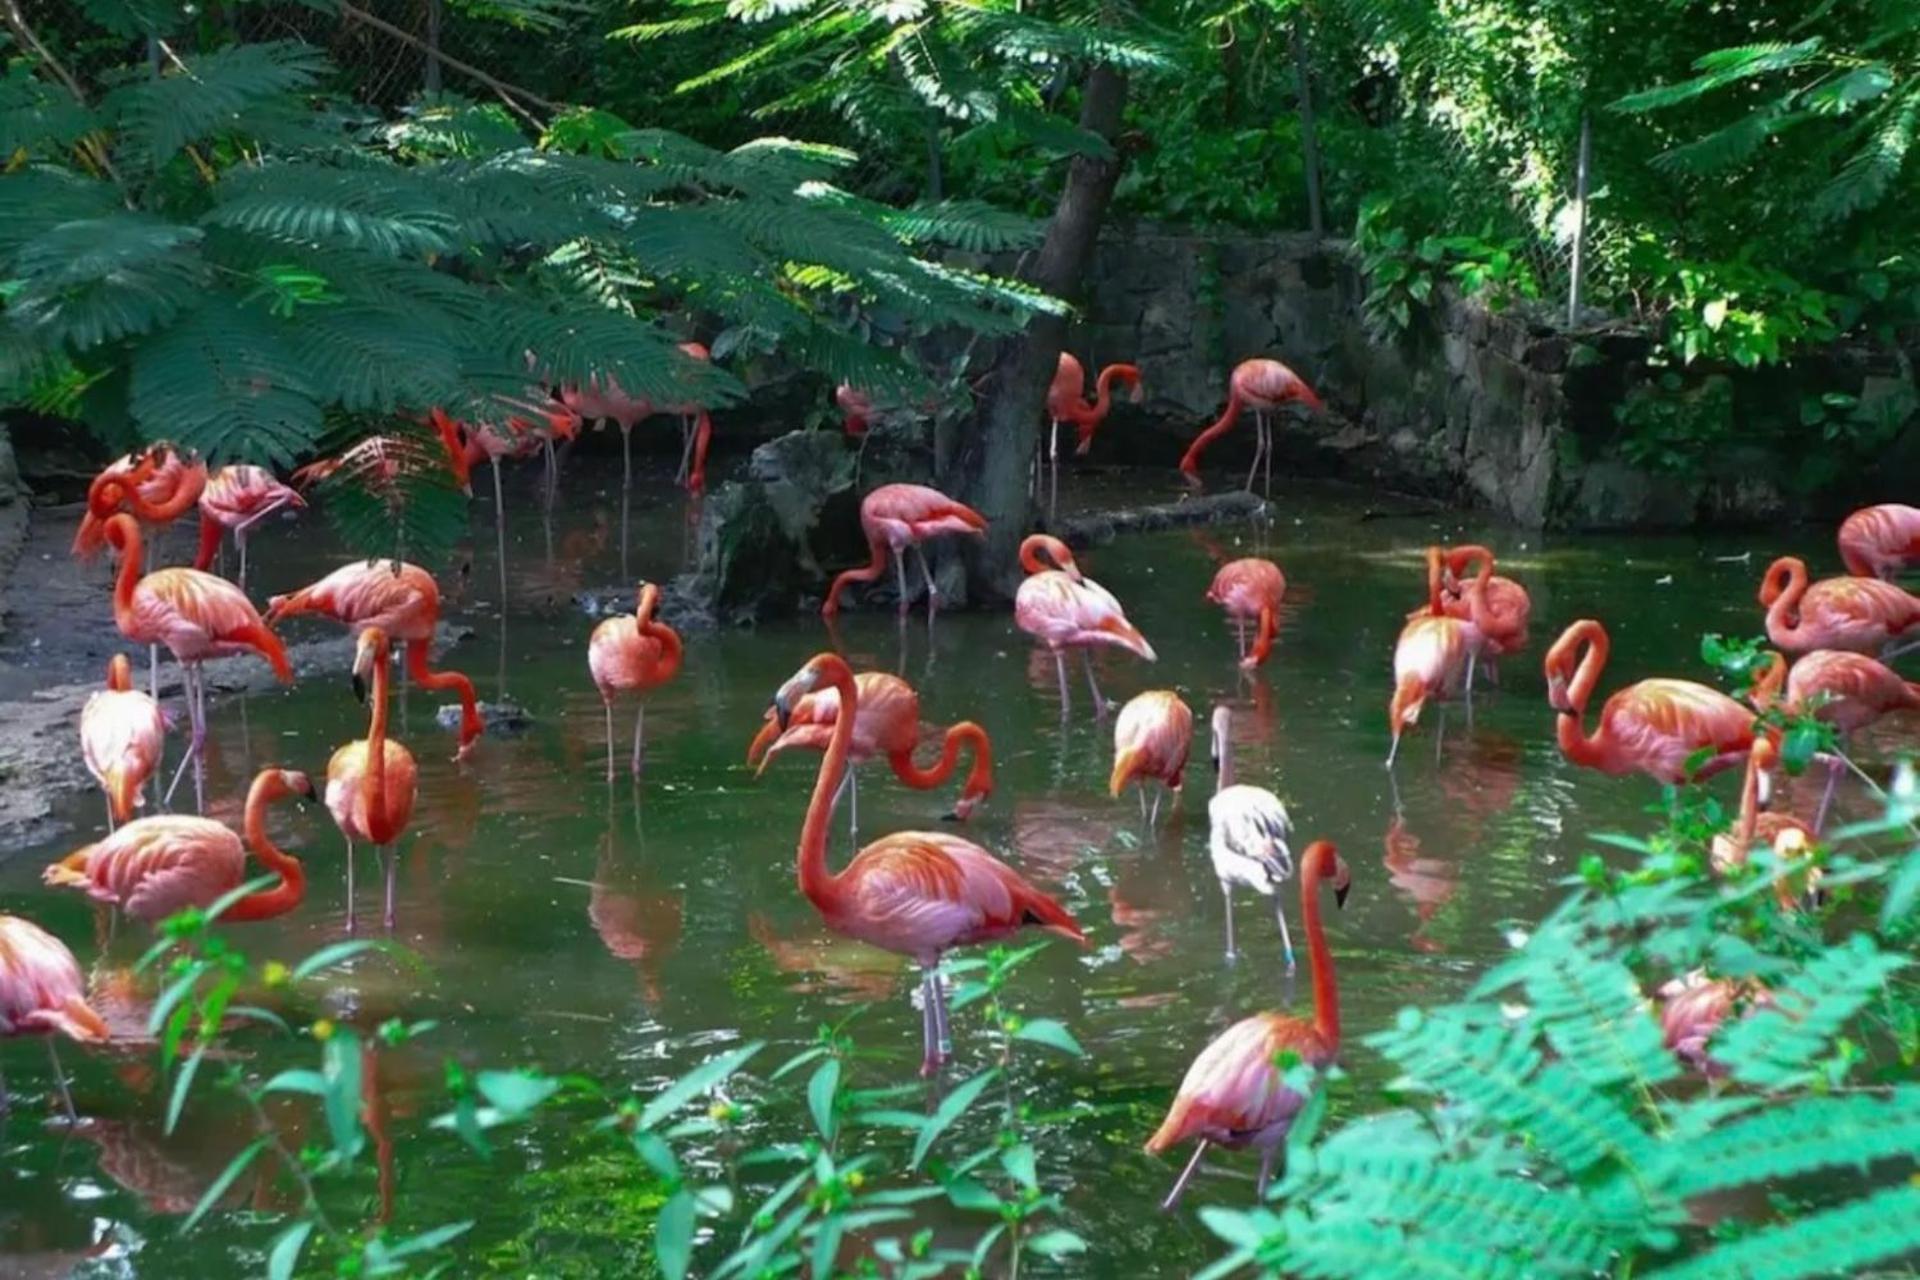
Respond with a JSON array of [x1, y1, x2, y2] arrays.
[[104, 40, 329, 171], [1651, 97, 1801, 174], [280, 306, 465, 413], [1813, 96, 1914, 222], [310, 420, 470, 569], [205, 165, 460, 258], [128, 303, 323, 465], [0, 169, 121, 260], [1611, 40, 1823, 114], [8, 215, 211, 351], [1662, 1086, 1920, 1198], [1512, 926, 1681, 1089], [1713, 933, 1909, 1089], [0, 67, 103, 159], [1643, 1181, 1920, 1280]]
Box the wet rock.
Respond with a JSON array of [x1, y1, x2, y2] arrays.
[[1055, 491, 1269, 547], [437, 699, 534, 735]]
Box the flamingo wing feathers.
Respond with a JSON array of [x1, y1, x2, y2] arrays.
[[1208, 786, 1293, 890], [0, 916, 109, 1042], [267, 560, 439, 642], [80, 689, 167, 821], [1146, 1012, 1327, 1153], [837, 832, 1085, 955], [48, 817, 245, 922]]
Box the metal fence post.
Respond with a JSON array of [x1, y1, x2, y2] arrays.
[[425, 0, 443, 95], [1567, 110, 1591, 327], [1291, 12, 1325, 236]]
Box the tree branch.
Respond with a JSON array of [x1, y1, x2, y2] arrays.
[[335, 1, 561, 125], [1, 0, 131, 202]]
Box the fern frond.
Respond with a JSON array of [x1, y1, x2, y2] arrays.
[[104, 40, 329, 171], [1662, 1086, 1920, 1198], [1611, 40, 1824, 114], [1510, 925, 1681, 1089], [1651, 97, 1800, 174], [311, 419, 471, 569], [0, 67, 103, 159], [1643, 1181, 1920, 1280], [280, 305, 465, 413], [8, 215, 210, 351], [1812, 96, 1914, 222], [204, 165, 460, 258], [1712, 934, 1909, 1089], [0, 168, 123, 259], [128, 303, 323, 465], [1277, 1214, 1540, 1280]]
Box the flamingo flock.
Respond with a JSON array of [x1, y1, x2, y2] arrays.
[[2, 398, 1913, 1223]]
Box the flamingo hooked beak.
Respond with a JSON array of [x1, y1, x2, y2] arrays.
[[291, 772, 319, 803], [1335, 883, 1351, 910], [1546, 673, 1571, 713]]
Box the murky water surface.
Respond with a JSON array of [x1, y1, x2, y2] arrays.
[[0, 459, 1893, 1276]]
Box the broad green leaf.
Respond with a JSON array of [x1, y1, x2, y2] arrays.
[[291, 939, 386, 981], [266, 1219, 316, 1280], [911, 1069, 998, 1170], [260, 1069, 327, 1097], [165, 1043, 209, 1135], [1011, 1018, 1083, 1056], [321, 1028, 366, 1159], [182, 1137, 268, 1232], [656, 1188, 696, 1280], [807, 1058, 840, 1141], [1024, 1228, 1088, 1258], [476, 1070, 561, 1118], [639, 1042, 762, 1131]]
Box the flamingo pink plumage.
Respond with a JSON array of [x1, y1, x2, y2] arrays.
[[587, 582, 684, 780], [748, 670, 994, 826], [1206, 558, 1286, 670], [1759, 647, 1920, 829], [192, 465, 306, 589], [1178, 357, 1323, 495], [775, 652, 1085, 1076], [1759, 556, 1920, 658], [1387, 614, 1469, 766], [1109, 690, 1194, 827], [821, 484, 987, 620], [0, 914, 111, 1117], [80, 654, 166, 829], [1046, 352, 1143, 458], [326, 627, 419, 932], [45, 768, 316, 923], [268, 560, 483, 762], [1837, 503, 1920, 581], [835, 384, 874, 437], [73, 446, 208, 561], [1145, 839, 1349, 1208], [1544, 619, 1755, 784], [1423, 544, 1531, 692], [1658, 970, 1770, 1077], [1013, 534, 1155, 717], [1706, 737, 1819, 911]]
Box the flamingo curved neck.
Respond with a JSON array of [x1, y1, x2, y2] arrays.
[[1766, 563, 1809, 638], [891, 722, 991, 797], [1086, 364, 1138, 420], [100, 472, 199, 524], [193, 513, 223, 571], [1249, 606, 1277, 665], [1179, 388, 1245, 473], [1424, 547, 1446, 616], [797, 661, 857, 912], [365, 646, 394, 844], [826, 533, 891, 612], [228, 782, 305, 921], [640, 615, 684, 682], [1555, 706, 1610, 769], [108, 520, 145, 635], [404, 640, 481, 747], [1301, 849, 1340, 1049], [1214, 729, 1235, 792]]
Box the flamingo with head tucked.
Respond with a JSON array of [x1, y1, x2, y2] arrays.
[[1145, 839, 1349, 1209], [73, 445, 208, 562], [1178, 358, 1323, 496], [0, 914, 110, 1118], [1543, 619, 1755, 784], [748, 670, 993, 837], [588, 582, 684, 781], [772, 652, 1086, 1076], [268, 560, 483, 762], [1763, 648, 1920, 829], [1013, 534, 1155, 717], [1418, 544, 1530, 692], [1837, 503, 1920, 581], [1037, 352, 1142, 497], [1110, 690, 1193, 828], [192, 465, 306, 590], [45, 768, 316, 924], [1205, 705, 1297, 966], [835, 384, 874, 437], [326, 627, 418, 932], [821, 484, 987, 621], [1207, 558, 1286, 670], [1759, 556, 1920, 660], [1387, 614, 1469, 767], [80, 654, 167, 830]]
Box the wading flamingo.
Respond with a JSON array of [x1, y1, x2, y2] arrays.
[[1052, 353, 1144, 457], [1543, 619, 1755, 784], [1767, 649, 1920, 829], [821, 484, 987, 621], [748, 670, 993, 836], [836, 384, 873, 437], [1707, 737, 1819, 911], [327, 627, 419, 932], [45, 768, 316, 924], [0, 914, 110, 1118], [100, 513, 291, 810], [564, 342, 714, 492], [1110, 690, 1193, 828], [1205, 705, 1297, 967], [1144, 839, 1349, 1208], [1838, 503, 1920, 581], [1206, 558, 1286, 670], [192, 465, 306, 590], [1178, 358, 1323, 496], [267, 561, 483, 762], [73, 446, 208, 561], [773, 652, 1085, 1076], [587, 582, 684, 781], [1013, 534, 1156, 717], [1386, 614, 1469, 767], [1422, 544, 1530, 692], [1759, 556, 1920, 659], [80, 654, 166, 830]]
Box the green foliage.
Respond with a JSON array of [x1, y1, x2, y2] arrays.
[[1353, 198, 1540, 339], [1614, 374, 1735, 477]]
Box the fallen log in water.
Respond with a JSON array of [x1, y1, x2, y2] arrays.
[[1051, 490, 1268, 548]]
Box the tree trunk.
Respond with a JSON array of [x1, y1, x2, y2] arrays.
[[938, 61, 1129, 603]]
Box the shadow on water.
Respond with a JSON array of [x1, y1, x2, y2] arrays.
[[2, 461, 1911, 1274]]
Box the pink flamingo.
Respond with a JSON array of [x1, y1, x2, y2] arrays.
[[1766, 648, 1920, 829], [80, 654, 167, 830], [774, 652, 1085, 1076], [1109, 690, 1193, 827], [587, 582, 684, 781], [1049, 353, 1144, 458], [1759, 556, 1920, 658], [1206, 558, 1286, 670], [1178, 358, 1323, 496], [1387, 614, 1469, 766], [1544, 619, 1755, 784], [1707, 737, 1819, 910], [748, 670, 994, 833], [1426, 544, 1530, 692], [1837, 503, 1920, 581], [1013, 534, 1156, 717], [562, 342, 713, 492], [268, 560, 484, 762], [1658, 970, 1770, 1077], [72, 446, 208, 562], [100, 512, 292, 809], [821, 484, 987, 620], [836, 384, 874, 437], [45, 768, 316, 923], [326, 627, 419, 932], [1206, 705, 1297, 965], [191, 465, 306, 589], [1144, 839, 1349, 1208], [0, 914, 110, 1118]]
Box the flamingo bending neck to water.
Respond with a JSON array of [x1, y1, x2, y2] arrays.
[[1, 914, 111, 1118], [1760, 648, 1920, 829], [821, 484, 987, 621], [1838, 503, 1920, 581], [1205, 705, 1297, 966], [776, 652, 1085, 1076], [80, 654, 167, 830], [1109, 690, 1193, 828], [1759, 556, 1920, 659], [1708, 737, 1819, 911], [1544, 619, 1754, 784], [192, 465, 306, 589], [326, 627, 418, 932], [1422, 544, 1530, 692], [1013, 534, 1155, 717], [588, 582, 684, 781], [1206, 558, 1286, 670], [1145, 839, 1349, 1208], [1387, 614, 1469, 766], [1178, 358, 1323, 496], [46, 768, 316, 923]]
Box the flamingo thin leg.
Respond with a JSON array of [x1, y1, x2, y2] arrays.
[[1222, 883, 1237, 960], [1244, 414, 1262, 493], [345, 839, 357, 934], [1080, 650, 1110, 718], [631, 703, 646, 778], [1257, 1146, 1278, 1199], [917, 546, 940, 620], [1814, 755, 1842, 833], [894, 548, 910, 617], [382, 846, 397, 931], [1054, 649, 1071, 717], [1274, 897, 1296, 972], [1161, 1140, 1210, 1212], [603, 702, 616, 782], [933, 967, 952, 1060], [622, 426, 633, 490], [47, 1040, 76, 1121], [917, 969, 939, 1077], [1262, 415, 1273, 499]]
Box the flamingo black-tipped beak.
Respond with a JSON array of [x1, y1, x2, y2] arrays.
[[773, 694, 792, 731], [295, 775, 319, 803], [352, 672, 367, 704], [1335, 884, 1350, 910], [940, 809, 961, 823]]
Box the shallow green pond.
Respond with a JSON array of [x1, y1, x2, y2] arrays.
[[0, 459, 1894, 1277]]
